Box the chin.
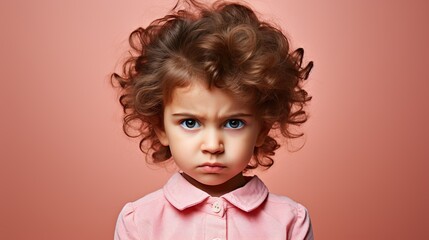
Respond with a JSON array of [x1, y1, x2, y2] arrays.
[[194, 175, 229, 186]]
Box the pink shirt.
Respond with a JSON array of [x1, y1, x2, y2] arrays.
[[114, 173, 314, 240]]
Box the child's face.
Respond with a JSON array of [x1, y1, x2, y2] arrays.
[[156, 82, 267, 191]]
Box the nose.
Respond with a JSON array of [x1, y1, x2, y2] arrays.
[[201, 128, 224, 154]]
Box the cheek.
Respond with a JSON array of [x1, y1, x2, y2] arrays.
[[230, 146, 255, 161], [167, 132, 199, 156], [225, 134, 257, 161]]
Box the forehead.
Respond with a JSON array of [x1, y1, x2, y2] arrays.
[[166, 82, 254, 115]]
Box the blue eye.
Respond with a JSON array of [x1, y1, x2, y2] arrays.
[[224, 119, 244, 129], [180, 119, 201, 129]]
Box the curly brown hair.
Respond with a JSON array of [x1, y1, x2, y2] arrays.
[[111, 0, 313, 169]]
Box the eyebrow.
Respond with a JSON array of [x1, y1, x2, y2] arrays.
[[171, 112, 254, 119]]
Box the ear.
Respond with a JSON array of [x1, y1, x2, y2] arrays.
[[255, 124, 271, 147], [154, 127, 169, 146]]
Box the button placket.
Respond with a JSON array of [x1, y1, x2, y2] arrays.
[[205, 198, 226, 240], [211, 201, 222, 213]]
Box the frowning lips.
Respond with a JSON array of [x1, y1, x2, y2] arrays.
[[197, 162, 226, 173]]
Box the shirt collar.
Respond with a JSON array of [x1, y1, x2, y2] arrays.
[[163, 172, 268, 212]]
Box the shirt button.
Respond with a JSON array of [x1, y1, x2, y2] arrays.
[[211, 201, 222, 213]]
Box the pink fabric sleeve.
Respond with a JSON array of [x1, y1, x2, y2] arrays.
[[114, 203, 140, 240], [289, 203, 314, 240]]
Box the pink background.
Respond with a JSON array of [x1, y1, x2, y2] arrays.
[[1, 0, 428, 239]]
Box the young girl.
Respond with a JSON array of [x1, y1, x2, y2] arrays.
[[112, 0, 314, 239]]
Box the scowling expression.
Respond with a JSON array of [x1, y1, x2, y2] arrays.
[[156, 82, 267, 196]]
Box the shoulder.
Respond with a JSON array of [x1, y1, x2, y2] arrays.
[[114, 189, 166, 239], [119, 189, 166, 216], [263, 193, 314, 239], [266, 193, 308, 212], [263, 192, 311, 220]]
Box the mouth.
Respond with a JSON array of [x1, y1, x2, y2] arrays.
[[197, 163, 226, 173]]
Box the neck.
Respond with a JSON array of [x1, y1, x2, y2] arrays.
[[181, 173, 249, 197]]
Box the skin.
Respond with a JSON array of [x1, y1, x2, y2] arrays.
[[156, 81, 268, 197]]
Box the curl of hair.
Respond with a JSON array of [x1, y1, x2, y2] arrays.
[[111, 0, 313, 169]]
